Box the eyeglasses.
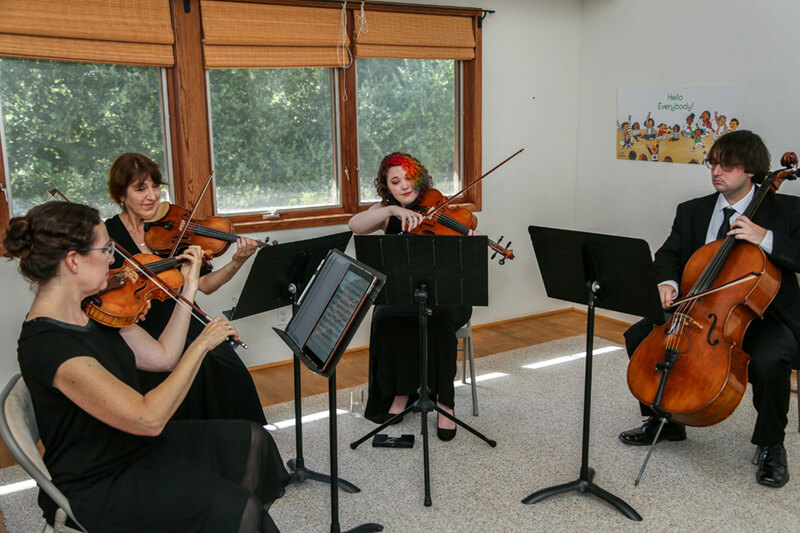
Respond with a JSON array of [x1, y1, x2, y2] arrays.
[[704, 159, 741, 172], [80, 241, 116, 258]]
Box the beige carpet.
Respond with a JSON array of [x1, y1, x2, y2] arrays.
[[1, 336, 798, 532]]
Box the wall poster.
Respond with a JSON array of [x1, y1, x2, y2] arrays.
[[616, 83, 744, 164]]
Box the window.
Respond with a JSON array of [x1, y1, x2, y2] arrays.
[[0, 57, 170, 219], [0, 1, 483, 237], [357, 58, 457, 203], [207, 68, 337, 214]]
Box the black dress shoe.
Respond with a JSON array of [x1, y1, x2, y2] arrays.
[[756, 443, 789, 488], [618, 416, 686, 446]]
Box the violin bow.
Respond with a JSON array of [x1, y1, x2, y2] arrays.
[[421, 148, 524, 220], [168, 171, 215, 259], [48, 189, 71, 202]]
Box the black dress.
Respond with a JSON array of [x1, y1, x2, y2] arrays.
[[18, 317, 288, 532], [105, 214, 266, 424], [363, 216, 472, 423]]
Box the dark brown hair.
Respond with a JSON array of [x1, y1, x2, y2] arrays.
[[3, 202, 101, 284], [707, 130, 771, 183], [108, 153, 164, 205], [374, 152, 433, 206]]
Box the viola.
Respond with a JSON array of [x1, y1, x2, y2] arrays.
[[408, 188, 515, 264], [626, 152, 799, 428], [143, 202, 272, 258], [82, 253, 185, 328]]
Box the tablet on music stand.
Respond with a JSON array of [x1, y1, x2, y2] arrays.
[[276, 249, 385, 378]]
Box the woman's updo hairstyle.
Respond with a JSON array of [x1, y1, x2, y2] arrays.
[[3, 202, 101, 284]]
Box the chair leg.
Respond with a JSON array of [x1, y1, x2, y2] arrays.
[[467, 336, 478, 416], [460, 337, 467, 384]]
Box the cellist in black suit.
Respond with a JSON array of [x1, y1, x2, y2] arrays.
[[620, 130, 800, 488]]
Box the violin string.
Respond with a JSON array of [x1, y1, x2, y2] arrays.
[[184, 222, 238, 243]]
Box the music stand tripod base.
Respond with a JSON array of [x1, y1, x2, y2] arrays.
[[520, 292, 642, 521], [525, 226, 665, 523]]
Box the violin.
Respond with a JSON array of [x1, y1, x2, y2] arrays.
[[83, 250, 247, 348], [408, 188, 515, 264], [82, 253, 185, 328], [627, 152, 800, 428], [143, 202, 273, 258]]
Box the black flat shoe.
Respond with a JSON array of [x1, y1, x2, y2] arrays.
[[618, 416, 686, 446], [437, 411, 456, 441], [437, 425, 456, 441], [757, 443, 789, 488]]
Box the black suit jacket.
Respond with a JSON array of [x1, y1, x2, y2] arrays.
[[653, 189, 800, 344]]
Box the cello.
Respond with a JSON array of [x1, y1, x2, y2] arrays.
[[627, 152, 799, 429]]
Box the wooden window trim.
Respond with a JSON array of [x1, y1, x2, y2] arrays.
[[0, 0, 482, 243]]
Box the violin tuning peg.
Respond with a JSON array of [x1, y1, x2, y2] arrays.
[[497, 235, 505, 245], [491, 251, 498, 260], [499, 258, 506, 266], [506, 241, 512, 249]]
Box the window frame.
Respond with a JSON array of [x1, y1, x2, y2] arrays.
[[0, 0, 483, 244]]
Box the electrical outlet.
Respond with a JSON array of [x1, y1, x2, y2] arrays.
[[277, 305, 291, 326]]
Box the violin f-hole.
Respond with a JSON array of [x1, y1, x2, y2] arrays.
[[706, 313, 719, 346]]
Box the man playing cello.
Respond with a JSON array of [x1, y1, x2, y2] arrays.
[[620, 130, 800, 488]]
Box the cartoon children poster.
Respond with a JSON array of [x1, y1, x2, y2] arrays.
[[617, 83, 744, 164]]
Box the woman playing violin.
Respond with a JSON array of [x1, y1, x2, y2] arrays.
[[105, 153, 266, 424], [348, 152, 473, 441], [4, 201, 288, 532]]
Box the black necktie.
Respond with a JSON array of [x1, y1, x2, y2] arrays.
[[716, 207, 736, 240]]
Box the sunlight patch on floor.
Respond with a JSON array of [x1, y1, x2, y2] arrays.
[[265, 408, 349, 431], [454, 371, 508, 387], [0, 478, 35, 496], [522, 346, 623, 370]]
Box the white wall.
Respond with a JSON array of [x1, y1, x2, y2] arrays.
[[576, 0, 800, 254], [0, 0, 584, 380]]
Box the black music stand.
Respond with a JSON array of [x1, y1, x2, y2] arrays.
[[349, 234, 497, 507], [274, 249, 385, 533], [523, 226, 665, 521], [228, 231, 358, 492]]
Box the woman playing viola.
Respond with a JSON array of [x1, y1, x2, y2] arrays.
[[4, 201, 288, 531], [105, 153, 266, 424], [348, 152, 473, 441]]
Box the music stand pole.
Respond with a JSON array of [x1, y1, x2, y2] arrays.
[[522, 281, 641, 520], [274, 249, 385, 532], [227, 232, 357, 493], [286, 287, 359, 493], [524, 225, 666, 522], [329, 371, 383, 533]]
